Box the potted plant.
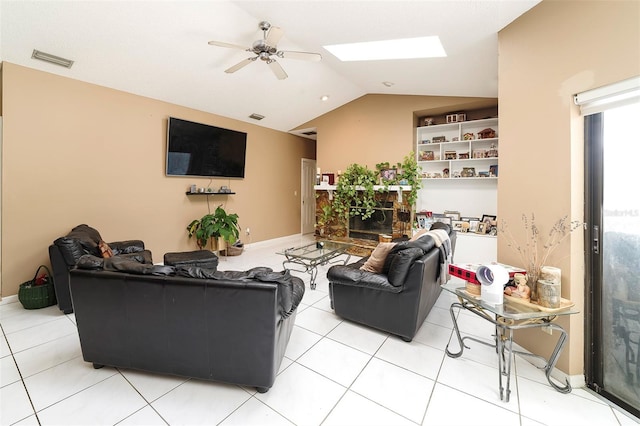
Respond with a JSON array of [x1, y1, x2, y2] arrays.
[[187, 205, 240, 252]]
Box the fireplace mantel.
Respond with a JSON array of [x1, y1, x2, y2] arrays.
[[314, 184, 411, 191]]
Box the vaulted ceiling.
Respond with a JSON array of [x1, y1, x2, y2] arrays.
[[0, 0, 540, 133]]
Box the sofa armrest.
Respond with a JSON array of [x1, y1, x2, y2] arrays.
[[327, 265, 401, 293]]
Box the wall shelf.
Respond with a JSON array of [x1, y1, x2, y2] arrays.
[[185, 192, 236, 196]]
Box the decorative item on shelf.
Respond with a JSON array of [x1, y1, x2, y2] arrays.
[[487, 143, 499, 158], [322, 173, 335, 185], [452, 137, 459, 142], [445, 151, 457, 160], [473, 149, 486, 158], [446, 113, 466, 123], [421, 139, 431, 144], [452, 171, 461, 178], [458, 152, 470, 159], [422, 117, 434, 126], [190, 184, 197, 193], [463, 132, 475, 140], [206, 187, 214, 193], [476, 222, 487, 234], [478, 171, 490, 177], [489, 165, 498, 177], [500, 214, 582, 301], [478, 128, 496, 139], [218, 186, 232, 193], [420, 151, 434, 161], [443, 168, 450, 178], [316, 167, 321, 185], [461, 167, 476, 177], [537, 279, 561, 308], [433, 173, 442, 178], [432, 136, 447, 143]]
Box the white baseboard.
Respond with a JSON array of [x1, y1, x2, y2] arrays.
[[0, 294, 19, 305]]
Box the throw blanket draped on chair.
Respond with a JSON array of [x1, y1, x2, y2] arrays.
[[423, 229, 452, 284]]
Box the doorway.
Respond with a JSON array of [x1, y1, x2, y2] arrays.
[[301, 158, 316, 235], [585, 101, 640, 417]]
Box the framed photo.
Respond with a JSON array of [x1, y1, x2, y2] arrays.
[[461, 217, 479, 222], [489, 164, 498, 177], [451, 220, 464, 232], [469, 220, 480, 233], [434, 216, 451, 226], [481, 214, 497, 226], [380, 168, 397, 182], [416, 213, 428, 229], [476, 222, 487, 234], [444, 210, 461, 221]]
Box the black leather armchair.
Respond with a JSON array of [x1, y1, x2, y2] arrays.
[[49, 224, 152, 313], [327, 223, 456, 342]]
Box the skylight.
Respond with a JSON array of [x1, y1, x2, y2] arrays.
[[323, 36, 446, 61]]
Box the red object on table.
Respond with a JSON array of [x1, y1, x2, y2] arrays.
[[448, 263, 526, 285]]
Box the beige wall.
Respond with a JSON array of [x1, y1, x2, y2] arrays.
[[498, 0, 640, 374], [299, 94, 497, 174], [1, 62, 315, 297]]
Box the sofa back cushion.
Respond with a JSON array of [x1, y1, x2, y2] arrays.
[[54, 224, 104, 265], [386, 247, 425, 287]]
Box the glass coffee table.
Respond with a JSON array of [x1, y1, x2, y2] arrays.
[[441, 280, 579, 402], [278, 241, 351, 289]]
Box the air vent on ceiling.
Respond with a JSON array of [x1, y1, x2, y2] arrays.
[[303, 131, 317, 136], [249, 113, 265, 121], [31, 49, 74, 68]]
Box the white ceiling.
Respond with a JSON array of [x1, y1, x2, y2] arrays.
[[0, 0, 540, 134]]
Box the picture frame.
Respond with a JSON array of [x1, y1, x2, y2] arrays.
[[469, 220, 480, 233], [451, 220, 464, 232], [444, 210, 461, 221], [461, 217, 479, 222], [380, 168, 397, 182], [481, 214, 497, 226], [433, 216, 452, 226], [476, 222, 487, 234], [416, 213, 429, 229]]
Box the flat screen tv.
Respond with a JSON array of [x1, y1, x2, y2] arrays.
[[166, 117, 247, 178]]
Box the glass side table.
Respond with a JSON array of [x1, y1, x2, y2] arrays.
[[277, 241, 352, 289], [441, 281, 580, 402]]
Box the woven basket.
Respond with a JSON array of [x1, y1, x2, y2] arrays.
[[221, 245, 243, 256], [18, 265, 57, 310]]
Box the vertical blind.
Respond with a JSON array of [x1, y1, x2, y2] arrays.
[[574, 76, 640, 116]]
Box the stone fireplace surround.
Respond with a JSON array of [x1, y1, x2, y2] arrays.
[[314, 185, 413, 255]]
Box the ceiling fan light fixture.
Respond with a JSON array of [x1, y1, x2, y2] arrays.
[[323, 36, 446, 62], [31, 49, 74, 68]]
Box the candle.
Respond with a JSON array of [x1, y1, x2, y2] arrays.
[[317, 167, 321, 174], [540, 266, 561, 285]]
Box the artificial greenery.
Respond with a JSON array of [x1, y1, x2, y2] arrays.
[[395, 151, 421, 207], [187, 205, 240, 249]]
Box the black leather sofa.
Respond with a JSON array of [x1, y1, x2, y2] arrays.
[[49, 224, 153, 313], [327, 223, 456, 342], [68, 265, 304, 393]]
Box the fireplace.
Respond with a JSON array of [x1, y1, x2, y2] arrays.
[[349, 202, 394, 241]]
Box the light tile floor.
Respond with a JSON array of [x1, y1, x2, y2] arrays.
[[1, 234, 639, 425]]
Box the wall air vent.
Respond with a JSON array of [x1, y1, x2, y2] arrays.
[[249, 113, 265, 121], [31, 49, 74, 68]]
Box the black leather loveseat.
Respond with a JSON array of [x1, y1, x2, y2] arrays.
[[69, 264, 304, 393], [327, 223, 456, 342], [49, 224, 153, 313]]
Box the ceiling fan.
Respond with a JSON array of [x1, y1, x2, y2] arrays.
[[208, 21, 322, 80]]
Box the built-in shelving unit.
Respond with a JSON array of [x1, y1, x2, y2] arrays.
[[416, 118, 498, 180]]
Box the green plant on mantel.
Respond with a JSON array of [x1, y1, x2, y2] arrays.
[[333, 163, 381, 221], [395, 151, 421, 207]]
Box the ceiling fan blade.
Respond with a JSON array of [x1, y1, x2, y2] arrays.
[[225, 57, 256, 74], [268, 60, 288, 80], [208, 40, 249, 50], [265, 26, 284, 47], [278, 50, 322, 62]]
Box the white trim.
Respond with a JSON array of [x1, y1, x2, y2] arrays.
[[575, 76, 640, 115]]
